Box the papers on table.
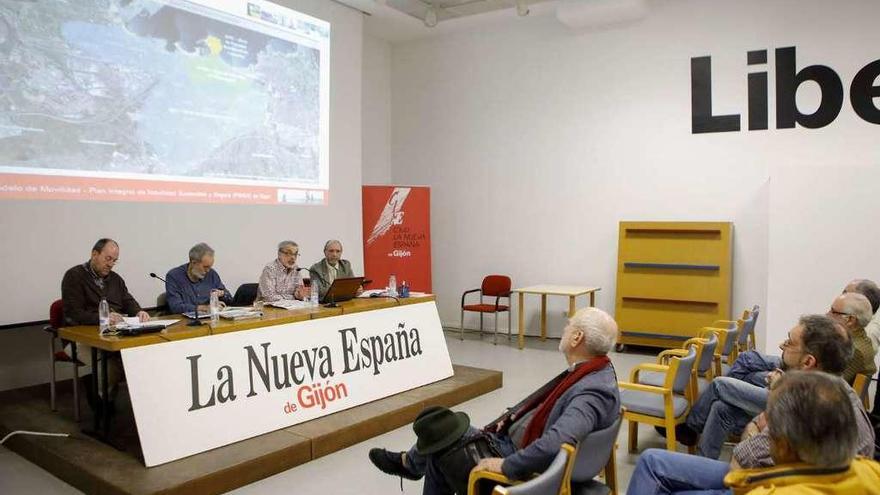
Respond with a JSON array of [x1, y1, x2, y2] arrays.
[[263, 299, 312, 310], [119, 317, 181, 328], [182, 311, 211, 319], [219, 309, 262, 320], [357, 290, 431, 298]]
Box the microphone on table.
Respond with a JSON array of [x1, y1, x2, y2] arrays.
[[149, 272, 166, 283]]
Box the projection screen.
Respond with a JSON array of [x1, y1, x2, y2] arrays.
[[0, 0, 330, 205]]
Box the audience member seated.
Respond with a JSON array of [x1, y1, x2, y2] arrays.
[[659, 314, 854, 459], [729, 288, 879, 388], [61, 238, 149, 404], [309, 239, 357, 300], [724, 371, 880, 494], [257, 240, 307, 302], [828, 292, 877, 384], [165, 242, 232, 314], [367, 308, 620, 495], [844, 279, 880, 425], [843, 279, 880, 352], [628, 316, 875, 494]]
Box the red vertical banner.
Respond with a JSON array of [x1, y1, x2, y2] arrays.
[[362, 186, 432, 292]]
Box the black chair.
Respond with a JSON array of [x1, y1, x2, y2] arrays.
[[232, 283, 259, 306], [155, 292, 169, 316]]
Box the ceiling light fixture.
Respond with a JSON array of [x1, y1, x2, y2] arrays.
[[515, 0, 529, 17], [424, 2, 438, 27]]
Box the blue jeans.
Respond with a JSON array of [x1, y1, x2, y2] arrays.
[[405, 427, 518, 495], [626, 449, 732, 495], [726, 351, 781, 387], [686, 377, 768, 458]]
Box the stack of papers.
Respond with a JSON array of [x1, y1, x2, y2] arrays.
[[358, 289, 386, 298], [264, 299, 312, 310], [357, 290, 431, 298], [219, 309, 262, 321], [118, 317, 180, 328]]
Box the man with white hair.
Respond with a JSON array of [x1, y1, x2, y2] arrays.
[[828, 291, 877, 384], [368, 307, 621, 495], [257, 240, 307, 302], [843, 278, 880, 352]]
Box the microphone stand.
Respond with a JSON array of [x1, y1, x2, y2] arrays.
[[188, 304, 203, 326]]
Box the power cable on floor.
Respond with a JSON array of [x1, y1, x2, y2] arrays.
[[0, 430, 70, 445]]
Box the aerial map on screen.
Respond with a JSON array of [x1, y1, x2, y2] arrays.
[[0, 0, 330, 205]]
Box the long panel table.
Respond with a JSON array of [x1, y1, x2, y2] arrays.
[[59, 295, 435, 446]]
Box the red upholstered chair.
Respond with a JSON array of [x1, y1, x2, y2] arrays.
[[460, 275, 512, 345], [43, 299, 81, 421]]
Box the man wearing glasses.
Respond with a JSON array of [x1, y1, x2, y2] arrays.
[[257, 240, 308, 302], [659, 314, 855, 460], [828, 292, 877, 384], [631, 315, 874, 495]]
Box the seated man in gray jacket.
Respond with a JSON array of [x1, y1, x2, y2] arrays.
[[368, 307, 621, 494], [308, 239, 357, 300]]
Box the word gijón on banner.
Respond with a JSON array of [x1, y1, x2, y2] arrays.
[[186, 323, 423, 412]]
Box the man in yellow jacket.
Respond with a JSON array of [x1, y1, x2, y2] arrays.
[[723, 371, 880, 494]]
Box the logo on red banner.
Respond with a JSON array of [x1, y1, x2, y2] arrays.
[[362, 186, 431, 292]]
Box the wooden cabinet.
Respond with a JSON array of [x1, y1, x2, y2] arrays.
[[614, 221, 733, 349]]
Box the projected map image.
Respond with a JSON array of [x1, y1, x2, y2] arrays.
[[0, 0, 329, 204]]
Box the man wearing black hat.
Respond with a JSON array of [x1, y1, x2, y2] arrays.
[[369, 307, 621, 494]]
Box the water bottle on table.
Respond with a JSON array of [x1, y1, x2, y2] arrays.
[[210, 291, 220, 325], [388, 274, 398, 297], [310, 284, 320, 307], [98, 298, 110, 335]]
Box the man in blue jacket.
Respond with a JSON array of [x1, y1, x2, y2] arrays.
[[165, 242, 232, 314], [368, 307, 621, 494]]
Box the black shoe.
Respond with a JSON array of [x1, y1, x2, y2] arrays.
[[674, 423, 699, 446], [368, 448, 422, 480]]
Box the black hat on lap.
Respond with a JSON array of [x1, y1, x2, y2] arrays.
[[413, 406, 470, 455]]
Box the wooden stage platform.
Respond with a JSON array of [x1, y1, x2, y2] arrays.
[[0, 364, 502, 495]]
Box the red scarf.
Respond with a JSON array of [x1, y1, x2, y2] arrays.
[[520, 356, 611, 448]]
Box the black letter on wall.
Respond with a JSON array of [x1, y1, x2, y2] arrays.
[[775, 46, 843, 129], [691, 56, 741, 133], [747, 50, 768, 130], [850, 59, 880, 125]]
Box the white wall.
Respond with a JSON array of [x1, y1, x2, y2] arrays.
[[362, 35, 393, 185], [767, 165, 880, 350], [0, 0, 365, 389], [388, 0, 880, 344], [0, 0, 364, 326]]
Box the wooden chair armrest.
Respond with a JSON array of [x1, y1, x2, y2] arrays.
[[657, 349, 689, 364], [630, 362, 670, 381], [698, 328, 719, 339], [468, 469, 514, 495], [683, 337, 708, 347], [619, 381, 670, 395]]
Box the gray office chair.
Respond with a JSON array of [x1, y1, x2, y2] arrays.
[[570, 413, 624, 495], [492, 444, 575, 495]]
